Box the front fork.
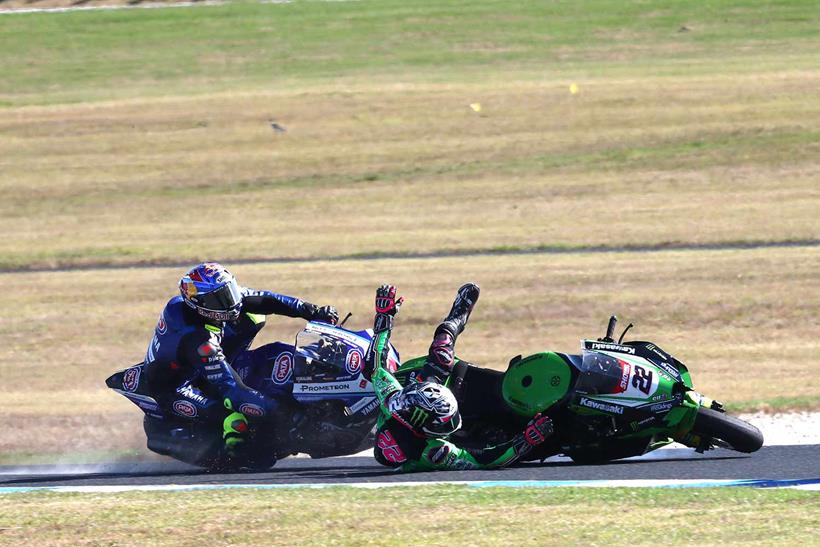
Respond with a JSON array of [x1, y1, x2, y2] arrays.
[[671, 390, 724, 452]]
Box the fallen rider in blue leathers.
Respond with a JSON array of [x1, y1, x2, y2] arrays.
[[143, 262, 338, 455]]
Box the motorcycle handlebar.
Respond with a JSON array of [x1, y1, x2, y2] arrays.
[[604, 315, 618, 342]]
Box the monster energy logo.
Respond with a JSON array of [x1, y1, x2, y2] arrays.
[[410, 407, 429, 426]]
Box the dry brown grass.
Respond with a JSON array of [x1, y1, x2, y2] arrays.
[[2, 73, 818, 269], [1, 247, 816, 458]]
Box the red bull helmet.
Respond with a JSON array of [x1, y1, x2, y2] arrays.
[[179, 262, 242, 322]]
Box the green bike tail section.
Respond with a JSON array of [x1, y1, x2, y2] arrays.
[[502, 353, 572, 417], [396, 353, 572, 417]]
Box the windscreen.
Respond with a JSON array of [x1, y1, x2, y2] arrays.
[[294, 329, 366, 379], [575, 351, 629, 395]]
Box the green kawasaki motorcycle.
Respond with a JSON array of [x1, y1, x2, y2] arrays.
[[395, 316, 763, 463]]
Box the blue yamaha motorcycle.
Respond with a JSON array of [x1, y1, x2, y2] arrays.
[[106, 320, 398, 471]]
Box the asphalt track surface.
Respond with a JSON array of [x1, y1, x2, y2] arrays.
[[2, 445, 817, 488]]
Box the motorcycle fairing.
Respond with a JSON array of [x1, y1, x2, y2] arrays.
[[232, 341, 295, 397], [501, 352, 573, 417], [105, 364, 165, 419], [585, 339, 687, 384], [291, 321, 398, 406]]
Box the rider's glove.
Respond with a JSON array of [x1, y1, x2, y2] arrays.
[[374, 284, 403, 333], [512, 413, 553, 456], [304, 303, 339, 325], [524, 413, 553, 446]]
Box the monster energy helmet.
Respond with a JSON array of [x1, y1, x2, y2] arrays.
[[388, 382, 462, 438]]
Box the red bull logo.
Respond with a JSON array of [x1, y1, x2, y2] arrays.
[[181, 280, 198, 298]]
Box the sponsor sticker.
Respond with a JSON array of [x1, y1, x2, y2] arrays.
[[297, 382, 354, 392], [271, 352, 293, 385], [122, 367, 140, 392], [649, 401, 674, 413], [361, 398, 380, 415], [579, 397, 625, 415], [645, 343, 670, 360], [176, 384, 208, 405], [428, 444, 451, 465], [156, 315, 167, 335], [654, 359, 681, 379], [607, 360, 631, 394], [587, 341, 636, 354], [239, 403, 265, 417], [172, 400, 197, 418], [345, 349, 364, 375]]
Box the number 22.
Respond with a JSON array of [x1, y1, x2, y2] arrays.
[[632, 365, 653, 394]]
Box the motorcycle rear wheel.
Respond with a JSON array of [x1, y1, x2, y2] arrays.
[[692, 407, 763, 453]]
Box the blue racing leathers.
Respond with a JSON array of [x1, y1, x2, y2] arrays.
[[144, 288, 314, 422]]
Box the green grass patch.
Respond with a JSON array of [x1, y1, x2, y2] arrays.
[[0, 486, 817, 545], [2, 0, 818, 105]]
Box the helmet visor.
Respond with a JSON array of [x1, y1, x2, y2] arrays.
[[423, 411, 462, 437], [196, 279, 242, 312]]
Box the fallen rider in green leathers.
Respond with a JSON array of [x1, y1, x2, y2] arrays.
[[363, 284, 553, 471]]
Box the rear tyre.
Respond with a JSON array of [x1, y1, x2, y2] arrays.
[[693, 407, 763, 453]]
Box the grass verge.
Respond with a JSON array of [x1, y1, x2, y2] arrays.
[[0, 486, 817, 545]]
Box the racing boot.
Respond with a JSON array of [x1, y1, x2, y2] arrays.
[[422, 283, 480, 383], [223, 411, 249, 459]]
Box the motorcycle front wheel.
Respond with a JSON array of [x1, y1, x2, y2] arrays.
[[692, 407, 763, 453]]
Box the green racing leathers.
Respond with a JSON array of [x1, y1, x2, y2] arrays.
[[367, 315, 544, 472]]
